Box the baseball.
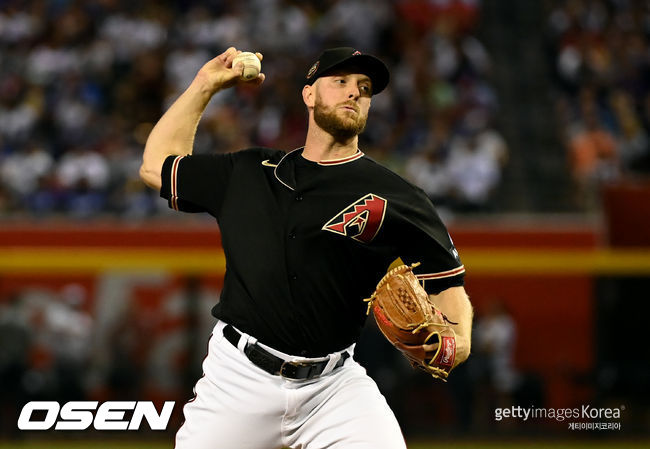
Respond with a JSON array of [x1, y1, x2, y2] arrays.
[[233, 52, 261, 80]]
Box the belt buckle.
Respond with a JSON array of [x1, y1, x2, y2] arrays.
[[280, 360, 316, 379]]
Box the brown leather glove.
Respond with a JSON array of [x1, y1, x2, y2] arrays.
[[365, 263, 458, 380]]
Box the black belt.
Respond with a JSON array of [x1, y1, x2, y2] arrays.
[[222, 324, 349, 380]]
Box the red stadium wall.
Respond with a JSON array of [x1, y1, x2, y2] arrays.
[[452, 224, 598, 410]]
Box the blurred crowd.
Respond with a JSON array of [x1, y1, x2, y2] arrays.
[[0, 277, 219, 436], [546, 0, 650, 210], [0, 284, 94, 435], [0, 0, 505, 218]]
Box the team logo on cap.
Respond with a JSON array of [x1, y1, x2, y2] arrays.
[[352, 51, 361, 55], [322, 193, 387, 243], [307, 61, 320, 79]]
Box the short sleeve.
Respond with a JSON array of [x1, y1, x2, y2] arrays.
[[160, 153, 235, 215], [394, 188, 465, 294]]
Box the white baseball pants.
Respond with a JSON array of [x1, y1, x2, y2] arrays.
[[175, 320, 407, 449]]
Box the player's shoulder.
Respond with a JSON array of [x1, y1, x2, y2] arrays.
[[233, 147, 284, 162], [359, 154, 429, 197], [181, 147, 282, 162], [205, 147, 285, 170]]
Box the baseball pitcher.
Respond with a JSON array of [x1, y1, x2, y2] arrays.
[[140, 46, 473, 449]]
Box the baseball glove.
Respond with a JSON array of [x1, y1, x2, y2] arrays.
[[364, 263, 458, 380]]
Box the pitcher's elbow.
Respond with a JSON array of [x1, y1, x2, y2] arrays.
[[139, 163, 161, 190]]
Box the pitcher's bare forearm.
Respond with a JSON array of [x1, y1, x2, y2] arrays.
[[139, 79, 216, 189], [139, 47, 264, 190], [429, 286, 473, 366]]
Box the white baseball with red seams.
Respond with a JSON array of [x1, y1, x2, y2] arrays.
[[233, 52, 261, 80]]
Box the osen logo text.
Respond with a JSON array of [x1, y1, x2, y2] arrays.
[[18, 401, 175, 431]]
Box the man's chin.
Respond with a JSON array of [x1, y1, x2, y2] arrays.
[[335, 115, 366, 134], [314, 107, 366, 140], [329, 125, 363, 141]]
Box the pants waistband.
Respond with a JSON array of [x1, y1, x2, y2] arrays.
[[217, 321, 350, 380]]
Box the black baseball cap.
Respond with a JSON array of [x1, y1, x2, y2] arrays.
[[305, 47, 390, 95]]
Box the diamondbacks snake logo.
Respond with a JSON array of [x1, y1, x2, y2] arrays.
[[322, 194, 387, 243]]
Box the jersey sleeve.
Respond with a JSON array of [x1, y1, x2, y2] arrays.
[[160, 153, 235, 215], [393, 187, 465, 294]]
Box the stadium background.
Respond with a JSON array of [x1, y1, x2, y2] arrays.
[[1, 0, 649, 447]]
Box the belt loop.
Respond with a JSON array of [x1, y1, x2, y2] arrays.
[[215, 320, 227, 335], [236, 336, 247, 353], [320, 352, 341, 377], [236, 330, 258, 353]]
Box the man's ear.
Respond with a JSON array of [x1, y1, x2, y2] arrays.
[[302, 84, 315, 109]]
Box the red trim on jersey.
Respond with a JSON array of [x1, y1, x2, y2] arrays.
[[317, 150, 364, 166], [416, 265, 465, 280], [170, 156, 183, 211]]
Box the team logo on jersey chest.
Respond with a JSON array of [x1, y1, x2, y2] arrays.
[[322, 194, 387, 243]]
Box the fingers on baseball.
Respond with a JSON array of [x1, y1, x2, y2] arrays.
[[215, 48, 264, 85], [236, 52, 265, 84], [248, 53, 264, 83], [225, 49, 242, 68], [250, 72, 265, 84], [216, 47, 237, 67], [230, 64, 264, 84]]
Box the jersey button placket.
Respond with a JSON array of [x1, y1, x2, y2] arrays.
[[287, 192, 302, 283]]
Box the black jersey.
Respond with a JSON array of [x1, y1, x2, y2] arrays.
[[161, 148, 464, 357]]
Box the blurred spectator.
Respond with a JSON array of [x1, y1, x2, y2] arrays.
[[0, 74, 42, 146], [316, 0, 392, 51], [0, 141, 53, 210], [56, 146, 110, 217], [474, 300, 519, 396], [105, 296, 156, 400], [471, 299, 520, 431], [0, 287, 93, 407], [0, 293, 31, 436], [446, 110, 507, 211], [165, 41, 211, 94], [568, 111, 619, 209], [609, 89, 649, 172], [405, 146, 451, 208], [404, 117, 454, 207], [446, 133, 500, 212], [44, 284, 93, 400]]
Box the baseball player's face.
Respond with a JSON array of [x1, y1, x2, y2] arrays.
[[312, 72, 371, 140]]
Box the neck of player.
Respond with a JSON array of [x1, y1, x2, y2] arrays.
[[302, 123, 359, 162]]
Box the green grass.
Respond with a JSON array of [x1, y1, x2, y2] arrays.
[[1, 441, 650, 449], [408, 444, 650, 449], [0, 443, 169, 449]]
